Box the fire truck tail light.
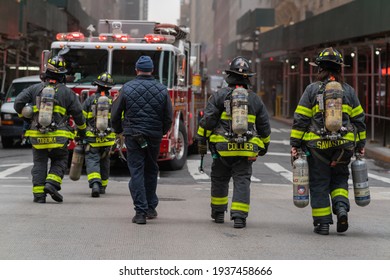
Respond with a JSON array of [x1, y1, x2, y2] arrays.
[[99, 35, 108, 41], [113, 34, 129, 42]]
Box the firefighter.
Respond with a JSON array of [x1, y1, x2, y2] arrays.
[[197, 56, 271, 228], [14, 55, 86, 203], [82, 72, 116, 197], [290, 47, 366, 235]]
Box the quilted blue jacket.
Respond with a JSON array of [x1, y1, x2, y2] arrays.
[[111, 75, 173, 138]]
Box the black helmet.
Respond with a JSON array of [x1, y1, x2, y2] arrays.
[[225, 56, 255, 77], [92, 72, 115, 88], [309, 47, 348, 68], [46, 56, 67, 74]]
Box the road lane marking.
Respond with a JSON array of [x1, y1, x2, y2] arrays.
[[0, 163, 33, 179], [367, 173, 390, 184], [186, 160, 210, 180], [271, 140, 290, 145], [264, 162, 293, 182]]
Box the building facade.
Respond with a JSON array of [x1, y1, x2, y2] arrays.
[[187, 0, 390, 147]]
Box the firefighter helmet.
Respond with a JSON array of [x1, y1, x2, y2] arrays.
[[46, 56, 67, 74], [92, 72, 115, 88], [309, 47, 348, 68], [225, 56, 255, 77]]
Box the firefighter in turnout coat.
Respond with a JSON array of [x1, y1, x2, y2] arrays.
[[14, 55, 86, 203], [197, 56, 271, 228], [82, 72, 116, 197], [290, 47, 366, 235]]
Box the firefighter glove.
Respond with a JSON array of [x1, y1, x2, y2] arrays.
[[198, 139, 208, 155], [75, 128, 86, 142], [258, 143, 269, 156]]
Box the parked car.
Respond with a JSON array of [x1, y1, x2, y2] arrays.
[[0, 75, 41, 148]]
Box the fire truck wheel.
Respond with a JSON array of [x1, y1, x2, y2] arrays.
[[161, 120, 188, 171]]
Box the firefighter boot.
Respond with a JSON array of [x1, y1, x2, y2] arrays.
[[99, 186, 106, 194], [336, 205, 349, 233], [91, 182, 100, 198], [33, 193, 46, 203], [44, 183, 63, 203], [146, 208, 158, 219], [314, 223, 330, 235], [132, 212, 146, 224], [233, 218, 246, 229], [211, 209, 225, 223]]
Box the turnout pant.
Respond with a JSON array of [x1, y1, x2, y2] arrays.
[[31, 145, 68, 195], [85, 146, 111, 188], [307, 148, 352, 225], [210, 157, 252, 219], [125, 135, 161, 214]]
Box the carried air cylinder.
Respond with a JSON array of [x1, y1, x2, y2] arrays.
[[324, 81, 343, 133], [351, 153, 370, 206], [21, 105, 33, 119], [69, 144, 85, 181], [231, 86, 248, 136], [38, 86, 55, 128], [292, 152, 310, 208], [96, 92, 110, 133]]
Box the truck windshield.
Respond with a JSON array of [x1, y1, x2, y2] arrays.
[[112, 49, 173, 87], [52, 48, 174, 87], [52, 48, 109, 85], [6, 81, 40, 101]]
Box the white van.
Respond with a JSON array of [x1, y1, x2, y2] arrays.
[[0, 75, 41, 148]]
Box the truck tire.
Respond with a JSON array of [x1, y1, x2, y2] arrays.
[[161, 120, 188, 171], [1, 136, 14, 148]]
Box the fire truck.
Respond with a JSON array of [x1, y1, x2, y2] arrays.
[[41, 20, 207, 170]]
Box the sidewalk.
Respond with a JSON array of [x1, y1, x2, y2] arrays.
[[272, 116, 390, 164]]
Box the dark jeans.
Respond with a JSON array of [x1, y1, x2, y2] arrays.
[[125, 135, 161, 214]]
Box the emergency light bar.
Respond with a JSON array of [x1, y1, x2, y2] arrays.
[[99, 33, 130, 42], [56, 32, 85, 41], [144, 34, 175, 44]]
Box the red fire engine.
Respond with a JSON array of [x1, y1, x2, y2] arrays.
[[41, 20, 206, 170]]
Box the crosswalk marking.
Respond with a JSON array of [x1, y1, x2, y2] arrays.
[[264, 162, 293, 182], [0, 163, 33, 179]]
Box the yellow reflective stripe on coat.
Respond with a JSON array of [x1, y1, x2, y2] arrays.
[[197, 127, 212, 138], [220, 112, 256, 123], [290, 129, 305, 140], [88, 172, 101, 181], [295, 105, 312, 118], [53, 105, 66, 115], [25, 129, 75, 139], [211, 196, 229, 205], [231, 202, 250, 213], [77, 123, 87, 130], [351, 105, 364, 117], [46, 173, 62, 184], [312, 206, 332, 217], [358, 131, 366, 140], [331, 188, 349, 199], [261, 135, 270, 144], [33, 185, 45, 194], [89, 140, 115, 147], [209, 134, 228, 143]]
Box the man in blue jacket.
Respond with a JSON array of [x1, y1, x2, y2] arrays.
[[111, 56, 173, 224]]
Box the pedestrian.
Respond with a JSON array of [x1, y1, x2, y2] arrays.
[[14, 55, 86, 203], [82, 72, 116, 197], [111, 55, 173, 224], [290, 47, 366, 235], [197, 56, 271, 228]]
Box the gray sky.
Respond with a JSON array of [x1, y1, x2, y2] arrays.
[[148, 0, 180, 24]]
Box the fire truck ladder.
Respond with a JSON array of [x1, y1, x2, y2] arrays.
[[154, 24, 188, 40]]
